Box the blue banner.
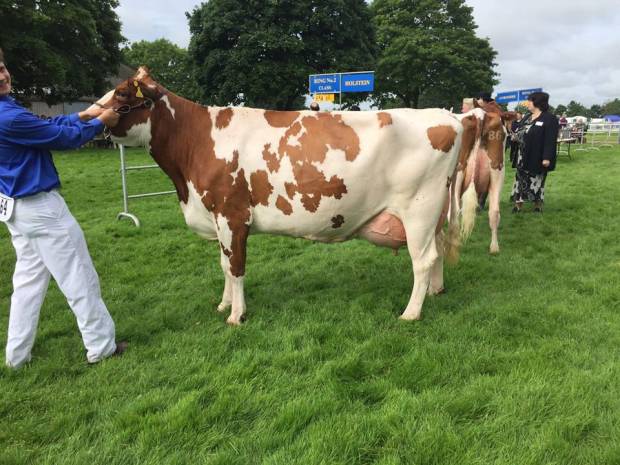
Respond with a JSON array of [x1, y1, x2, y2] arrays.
[[309, 74, 340, 93], [341, 72, 374, 93], [495, 88, 543, 104], [518, 88, 543, 100], [495, 91, 519, 104]]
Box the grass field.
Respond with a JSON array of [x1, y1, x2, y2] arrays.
[[1, 145, 619, 465]]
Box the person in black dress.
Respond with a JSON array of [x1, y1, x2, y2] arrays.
[[510, 92, 559, 213]]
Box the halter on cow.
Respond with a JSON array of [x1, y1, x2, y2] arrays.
[[103, 67, 484, 323]]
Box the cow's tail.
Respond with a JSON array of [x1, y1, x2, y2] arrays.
[[459, 117, 482, 242], [444, 173, 461, 264], [460, 181, 478, 242]]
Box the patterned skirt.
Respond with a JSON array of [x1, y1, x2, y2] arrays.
[[510, 169, 547, 203]]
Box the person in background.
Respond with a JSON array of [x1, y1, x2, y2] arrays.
[[509, 112, 524, 167], [559, 113, 568, 128], [461, 97, 474, 113], [309, 102, 320, 111], [0, 47, 126, 368], [510, 92, 559, 213]]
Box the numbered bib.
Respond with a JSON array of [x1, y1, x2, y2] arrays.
[[0, 192, 15, 222]]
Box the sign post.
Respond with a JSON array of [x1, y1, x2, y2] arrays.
[[309, 71, 374, 110]]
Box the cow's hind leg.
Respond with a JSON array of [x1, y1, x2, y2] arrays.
[[217, 260, 232, 313], [428, 193, 449, 295], [488, 167, 504, 254], [428, 229, 445, 296], [216, 219, 249, 325], [400, 210, 440, 320]]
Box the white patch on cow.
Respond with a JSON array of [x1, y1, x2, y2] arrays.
[[160, 95, 175, 119], [180, 181, 218, 240], [111, 118, 152, 148]]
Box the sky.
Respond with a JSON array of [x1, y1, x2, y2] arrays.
[[115, 0, 620, 108]]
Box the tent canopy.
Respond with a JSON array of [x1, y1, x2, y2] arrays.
[[603, 114, 620, 122]]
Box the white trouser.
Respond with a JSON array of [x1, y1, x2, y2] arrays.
[[4, 190, 116, 367]]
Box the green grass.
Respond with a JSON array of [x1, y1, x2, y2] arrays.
[[1, 145, 620, 465]]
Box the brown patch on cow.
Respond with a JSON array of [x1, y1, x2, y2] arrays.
[[262, 143, 280, 173], [289, 162, 347, 212], [269, 113, 360, 212], [276, 195, 293, 215], [377, 112, 393, 128], [481, 113, 505, 170], [457, 115, 480, 171], [215, 108, 234, 129], [278, 113, 360, 164], [250, 170, 273, 207], [264, 110, 300, 128], [284, 182, 296, 200], [146, 95, 251, 277], [331, 215, 345, 228], [427, 125, 457, 153]]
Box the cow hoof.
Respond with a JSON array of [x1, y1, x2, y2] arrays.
[[399, 313, 422, 321], [489, 246, 500, 255], [428, 287, 445, 296], [226, 314, 246, 326], [217, 302, 230, 313]]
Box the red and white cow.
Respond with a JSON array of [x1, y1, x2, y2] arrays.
[[102, 68, 482, 323], [453, 101, 518, 254]]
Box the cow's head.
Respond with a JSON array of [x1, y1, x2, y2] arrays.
[[103, 67, 164, 147]]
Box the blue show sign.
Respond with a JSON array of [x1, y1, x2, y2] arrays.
[[495, 91, 519, 104], [518, 88, 543, 100], [309, 74, 340, 94], [341, 72, 374, 93], [495, 88, 543, 104], [309, 71, 375, 94]]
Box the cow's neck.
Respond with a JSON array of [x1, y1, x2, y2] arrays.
[[148, 91, 216, 204]]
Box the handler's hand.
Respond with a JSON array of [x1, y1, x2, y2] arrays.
[[542, 160, 550, 168], [97, 109, 120, 128], [79, 105, 105, 121]]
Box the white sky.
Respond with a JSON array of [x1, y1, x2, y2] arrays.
[[115, 0, 620, 107]]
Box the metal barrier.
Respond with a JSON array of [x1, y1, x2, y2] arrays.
[[117, 145, 175, 227]]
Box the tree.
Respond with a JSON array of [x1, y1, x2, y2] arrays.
[[187, 0, 375, 110], [371, 0, 497, 109], [588, 104, 602, 118], [555, 104, 567, 116], [566, 100, 587, 117], [0, 0, 124, 104], [602, 98, 620, 115], [122, 39, 199, 101]]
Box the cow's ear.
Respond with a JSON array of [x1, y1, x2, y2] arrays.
[[136, 75, 164, 101], [135, 66, 150, 79]]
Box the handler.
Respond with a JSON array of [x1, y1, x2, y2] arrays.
[[0, 47, 126, 368]]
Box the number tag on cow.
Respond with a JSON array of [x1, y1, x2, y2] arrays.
[[0, 192, 15, 222]]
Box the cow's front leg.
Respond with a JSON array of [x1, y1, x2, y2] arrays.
[[216, 218, 249, 325]]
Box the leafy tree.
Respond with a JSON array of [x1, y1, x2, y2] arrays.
[[187, 0, 375, 110], [0, 0, 124, 104], [122, 39, 199, 101], [371, 0, 497, 109], [588, 104, 602, 118], [555, 104, 567, 116], [602, 98, 620, 115], [566, 100, 587, 117]]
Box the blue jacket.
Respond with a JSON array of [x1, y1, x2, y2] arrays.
[[0, 96, 104, 198]]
